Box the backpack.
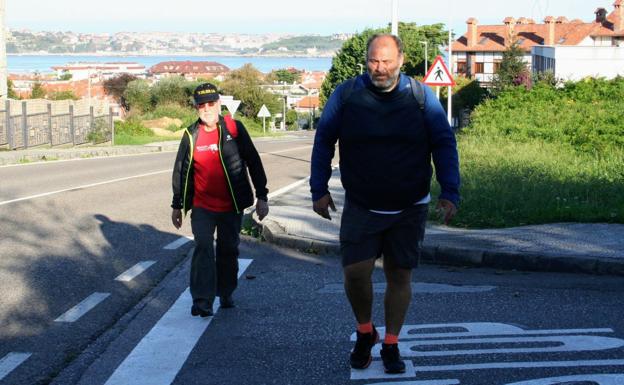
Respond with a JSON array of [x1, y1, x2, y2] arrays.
[[340, 76, 425, 111]]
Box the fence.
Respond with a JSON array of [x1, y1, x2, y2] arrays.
[[0, 99, 114, 150]]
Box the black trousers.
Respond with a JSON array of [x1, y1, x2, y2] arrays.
[[190, 207, 243, 308]]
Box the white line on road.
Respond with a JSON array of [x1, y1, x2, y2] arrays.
[[104, 259, 253, 385], [0, 353, 32, 381], [0, 151, 176, 169], [414, 359, 624, 372], [54, 292, 111, 323], [259, 145, 313, 155], [115, 261, 156, 282], [163, 236, 194, 250], [0, 170, 170, 206]]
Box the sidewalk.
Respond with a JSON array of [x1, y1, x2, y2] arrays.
[[254, 171, 624, 277], [0, 141, 181, 166]]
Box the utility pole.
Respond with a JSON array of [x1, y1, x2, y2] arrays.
[[391, 0, 398, 36], [0, 0, 8, 99], [420, 41, 428, 73]]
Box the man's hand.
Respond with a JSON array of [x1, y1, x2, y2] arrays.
[[313, 193, 337, 220], [435, 199, 457, 225], [256, 199, 269, 221], [171, 209, 183, 229]]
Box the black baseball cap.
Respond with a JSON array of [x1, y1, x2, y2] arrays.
[[193, 83, 220, 104]]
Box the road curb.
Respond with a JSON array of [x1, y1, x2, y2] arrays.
[[255, 219, 624, 277]]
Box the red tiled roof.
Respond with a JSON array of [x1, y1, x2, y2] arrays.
[[296, 96, 319, 109], [149, 61, 230, 74], [453, 8, 624, 52]]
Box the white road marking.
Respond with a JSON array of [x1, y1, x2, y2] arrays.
[[361, 323, 614, 341], [163, 236, 194, 250], [115, 261, 156, 282], [104, 258, 253, 385], [380, 335, 624, 357], [505, 373, 624, 385], [266, 163, 338, 201], [267, 176, 309, 199], [0, 170, 170, 206], [414, 359, 624, 372], [365, 380, 460, 385], [350, 360, 416, 380], [259, 144, 313, 155], [0, 353, 31, 381], [54, 292, 111, 323], [0, 150, 176, 169]]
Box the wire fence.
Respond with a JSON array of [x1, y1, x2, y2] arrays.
[[0, 99, 114, 149]]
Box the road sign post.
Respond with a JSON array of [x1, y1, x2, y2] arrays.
[[257, 104, 271, 135], [423, 55, 455, 126]]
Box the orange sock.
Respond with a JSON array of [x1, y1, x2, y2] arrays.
[[384, 333, 399, 345], [357, 322, 373, 334]]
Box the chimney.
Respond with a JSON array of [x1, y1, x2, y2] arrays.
[[595, 7, 608, 23], [555, 16, 569, 24], [503, 17, 516, 46], [466, 18, 478, 46], [544, 16, 556, 46], [615, 0, 624, 32]]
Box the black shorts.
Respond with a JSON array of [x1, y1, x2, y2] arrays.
[[339, 199, 428, 269]]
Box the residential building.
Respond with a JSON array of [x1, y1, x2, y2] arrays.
[[451, 1, 624, 84], [148, 61, 230, 80], [51, 62, 146, 81]]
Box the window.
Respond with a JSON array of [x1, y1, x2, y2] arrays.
[[457, 61, 467, 74], [493, 62, 501, 73], [474, 62, 485, 74]]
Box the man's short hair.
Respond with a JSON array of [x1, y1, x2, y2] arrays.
[[366, 33, 404, 57]]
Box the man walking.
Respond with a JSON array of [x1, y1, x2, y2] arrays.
[[310, 34, 460, 373], [171, 83, 269, 317]]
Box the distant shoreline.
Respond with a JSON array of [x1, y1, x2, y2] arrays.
[[7, 51, 335, 59]]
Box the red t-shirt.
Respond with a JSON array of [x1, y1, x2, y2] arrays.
[[193, 123, 234, 212]]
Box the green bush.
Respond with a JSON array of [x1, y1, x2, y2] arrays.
[[123, 79, 152, 113], [115, 117, 153, 136], [468, 77, 624, 152], [141, 103, 198, 128], [151, 76, 193, 107]]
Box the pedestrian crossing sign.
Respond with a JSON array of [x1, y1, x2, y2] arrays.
[[423, 55, 455, 86]]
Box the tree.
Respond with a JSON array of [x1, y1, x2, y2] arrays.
[[123, 79, 152, 113], [59, 70, 73, 81], [491, 38, 531, 95], [49, 90, 78, 100], [7, 79, 19, 99], [150, 76, 192, 107], [266, 68, 301, 84], [320, 22, 448, 105], [219, 64, 281, 118], [103, 73, 138, 106], [30, 81, 46, 99]]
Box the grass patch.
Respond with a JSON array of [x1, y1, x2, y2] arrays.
[[114, 133, 176, 145], [435, 134, 624, 228]]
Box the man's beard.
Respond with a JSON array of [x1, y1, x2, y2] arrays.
[[369, 67, 401, 92]]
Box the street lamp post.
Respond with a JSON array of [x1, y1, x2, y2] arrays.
[[420, 41, 428, 74], [357, 63, 364, 75]]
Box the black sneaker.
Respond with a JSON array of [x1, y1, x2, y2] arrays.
[[350, 326, 379, 369], [380, 343, 406, 374], [191, 304, 213, 318], [220, 296, 235, 308]]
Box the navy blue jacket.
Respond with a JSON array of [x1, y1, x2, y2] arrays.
[[310, 73, 460, 211]]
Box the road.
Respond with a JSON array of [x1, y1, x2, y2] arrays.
[[0, 132, 315, 385], [2, 131, 624, 385]]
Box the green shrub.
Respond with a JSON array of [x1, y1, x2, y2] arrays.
[[467, 77, 624, 152], [141, 103, 197, 128], [115, 117, 153, 136]]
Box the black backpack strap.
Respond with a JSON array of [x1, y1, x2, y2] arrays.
[[409, 77, 425, 111], [339, 78, 357, 108]]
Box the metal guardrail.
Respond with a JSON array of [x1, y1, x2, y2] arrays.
[[0, 99, 114, 149]]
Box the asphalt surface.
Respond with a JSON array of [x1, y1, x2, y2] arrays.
[[1, 136, 623, 385]]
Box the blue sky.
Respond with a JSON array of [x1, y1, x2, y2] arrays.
[[5, 0, 614, 35]]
